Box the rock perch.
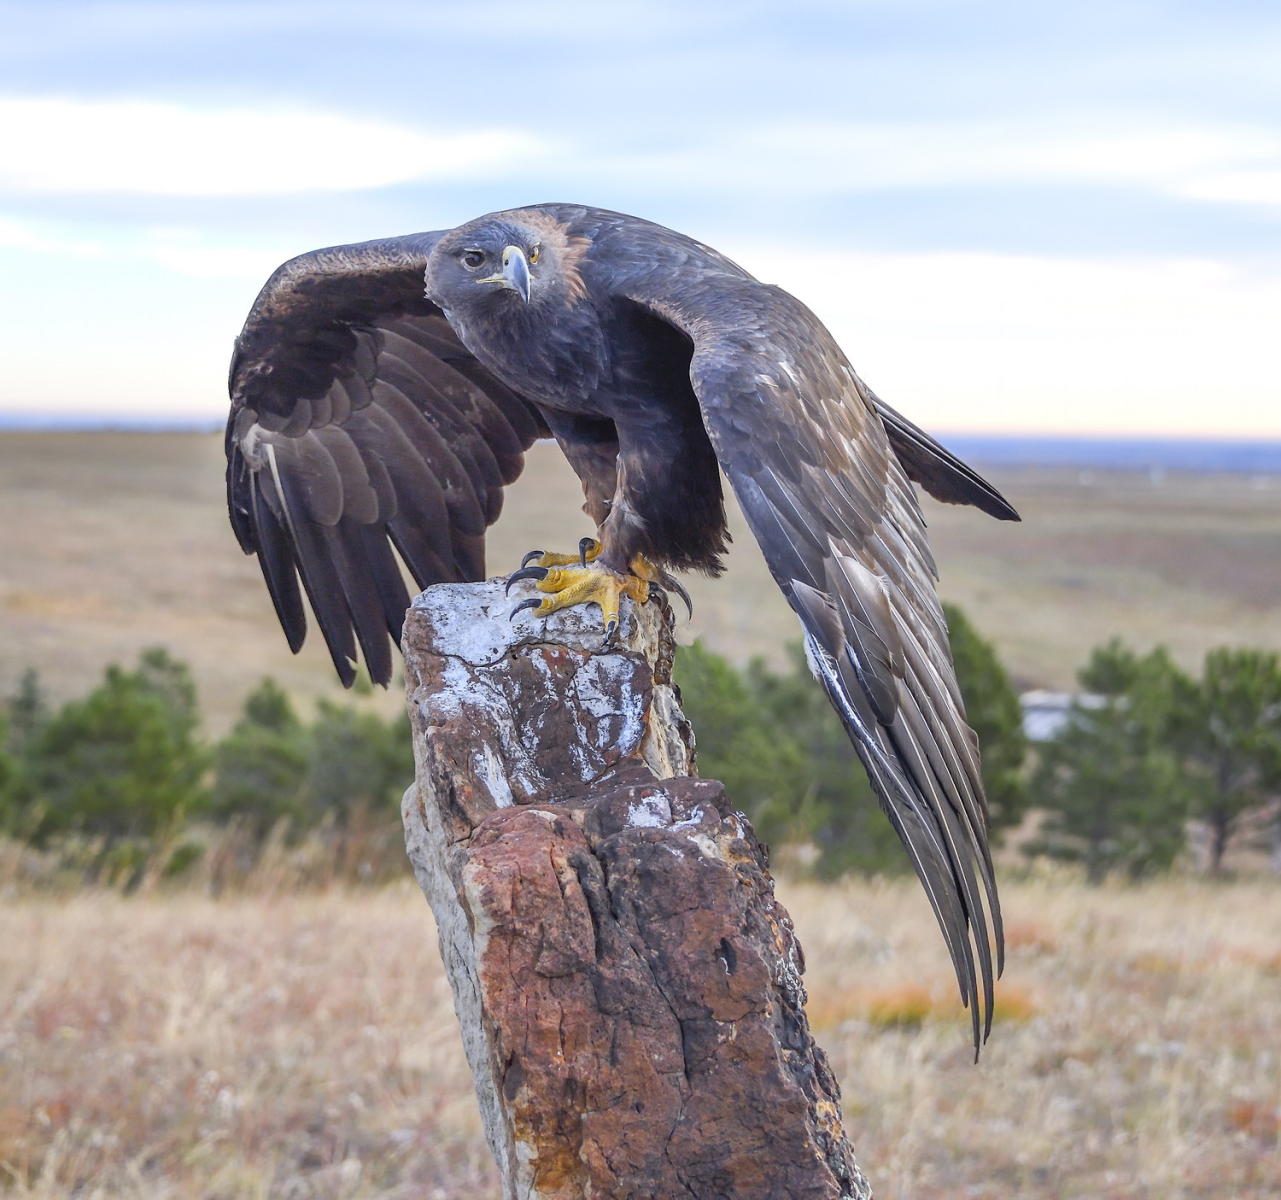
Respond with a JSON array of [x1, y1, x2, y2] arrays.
[[401, 580, 871, 1199]]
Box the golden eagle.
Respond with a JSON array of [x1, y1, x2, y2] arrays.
[[226, 204, 1018, 1052]]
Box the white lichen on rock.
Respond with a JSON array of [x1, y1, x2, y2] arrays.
[[625, 790, 674, 828], [399, 579, 865, 1200]]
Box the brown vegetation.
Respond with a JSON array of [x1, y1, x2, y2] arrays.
[[1, 873, 1278, 1198], [4, 432, 1279, 1196], [3, 432, 1280, 727]]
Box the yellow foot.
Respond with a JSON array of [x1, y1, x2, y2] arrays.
[[506, 558, 650, 640]]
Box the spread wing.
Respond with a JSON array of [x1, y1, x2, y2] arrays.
[[227, 234, 549, 686], [604, 223, 1005, 1053], [871, 393, 1020, 521]]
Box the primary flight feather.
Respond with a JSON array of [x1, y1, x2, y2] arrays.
[[226, 203, 1019, 1052]]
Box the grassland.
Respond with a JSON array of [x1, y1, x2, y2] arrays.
[[3, 431, 1280, 730], [1, 874, 1277, 1199], [3, 431, 1280, 1197]]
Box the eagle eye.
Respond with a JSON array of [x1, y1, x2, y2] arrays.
[[528, 244, 541, 265], [460, 249, 486, 270]]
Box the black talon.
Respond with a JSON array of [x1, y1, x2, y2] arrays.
[[658, 571, 693, 619], [520, 549, 545, 569], [604, 617, 619, 645], [509, 598, 543, 620], [578, 536, 598, 568], [504, 565, 548, 594]]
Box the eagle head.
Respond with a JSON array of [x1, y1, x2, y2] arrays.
[[424, 209, 591, 319]]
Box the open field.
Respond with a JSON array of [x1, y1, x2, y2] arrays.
[[3, 431, 1280, 729], [0, 875, 1277, 1198]]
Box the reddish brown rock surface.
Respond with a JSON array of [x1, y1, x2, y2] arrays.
[[402, 581, 870, 1199]]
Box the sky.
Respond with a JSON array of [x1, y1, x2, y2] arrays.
[[0, 0, 1278, 436]]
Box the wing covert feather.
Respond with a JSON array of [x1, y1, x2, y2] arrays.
[[226, 235, 549, 685], [618, 252, 1004, 1053]]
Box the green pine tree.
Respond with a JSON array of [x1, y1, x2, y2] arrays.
[[943, 603, 1028, 836], [0, 713, 15, 828], [745, 645, 900, 876], [677, 604, 1029, 878], [673, 641, 806, 849], [301, 701, 415, 825], [1028, 641, 1188, 881], [134, 648, 201, 742], [1163, 648, 1281, 874], [21, 649, 207, 846], [210, 678, 309, 833], [5, 667, 49, 755]]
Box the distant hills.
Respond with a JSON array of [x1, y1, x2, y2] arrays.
[[4, 430, 1279, 726], [1, 415, 1278, 475], [936, 435, 1281, 475]]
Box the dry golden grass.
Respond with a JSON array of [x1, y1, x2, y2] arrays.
[[4, 432, 1280, 1195], [795, 874, 1281, 1199], [921, 464, 1281, 691], [4, 432, 1280, 726], [2, 875, 1278, 1198]]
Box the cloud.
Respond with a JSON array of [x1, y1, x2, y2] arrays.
[[0, 95, 549, 196], [736, 245, 1281, 436], [8, 89, 1276, 221], [139, 244, 293, 279], [1, 202, 1276, 436], [605, 118, 1281, 214], [0, 211, 301, 281], [4, 225, 1275, 436], [0, 213, 107, 256], [1177, 169, 1281, 210]]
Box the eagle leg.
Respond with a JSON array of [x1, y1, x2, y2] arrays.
[[506, 557, 653, 640]]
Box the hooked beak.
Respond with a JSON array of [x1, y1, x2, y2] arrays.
[[476, 245, 531, 303]]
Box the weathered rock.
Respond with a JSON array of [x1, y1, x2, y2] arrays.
[[402, 580, 871, 1199]]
